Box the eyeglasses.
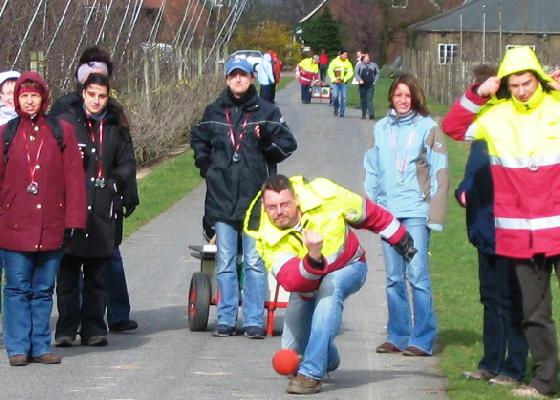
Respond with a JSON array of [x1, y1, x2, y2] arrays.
[[264, 201, 294, 213]]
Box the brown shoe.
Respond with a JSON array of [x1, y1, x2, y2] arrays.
[[287, 374, 321, 394], [8, 355, 28, 367], [402, 346, 430, 357], [489, 375, 520, 386], [31, 353, 62, 364], [463, 369, 496, 381], [511, 385, 545, 398], [376, 342, 401, 353]]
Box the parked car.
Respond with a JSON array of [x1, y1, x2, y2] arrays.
[[230, 50, 262, 70]]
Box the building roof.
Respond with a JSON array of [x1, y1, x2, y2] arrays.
[[410, 0, 560, 34]]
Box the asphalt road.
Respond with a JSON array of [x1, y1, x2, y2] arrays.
[[0, 80, 448, 399]]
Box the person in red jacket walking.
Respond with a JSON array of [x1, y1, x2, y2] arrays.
[[0, 71, 86, 366]]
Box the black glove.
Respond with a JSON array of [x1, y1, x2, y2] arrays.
[[392, 231, 417, 263], [123, 204, 136, 218]]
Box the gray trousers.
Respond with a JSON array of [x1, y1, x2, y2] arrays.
[[515, 256, 560, 395]]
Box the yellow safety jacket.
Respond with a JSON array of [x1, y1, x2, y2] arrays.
[[327, 56, 354, 84]]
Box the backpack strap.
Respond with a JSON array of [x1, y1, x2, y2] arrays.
[[46, 115, 65, 151], [3, 117, 19, 163]]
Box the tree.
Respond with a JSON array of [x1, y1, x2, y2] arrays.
[[301, 7, 342, 57]]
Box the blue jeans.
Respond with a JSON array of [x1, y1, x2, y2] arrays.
[[215, 221, 265, 328], [281, 261, 367, 380], [106, 246, 132, 326], [300, 84, 311, 103], [331, 83, 347, 115], [381, 217, 437, 354], [478, 251, 527, 380], [2, 249, 63, 357]]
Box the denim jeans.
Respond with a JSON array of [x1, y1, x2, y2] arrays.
[[300, 84, 312, 103], [281, 261, 367, 380], [381, 217, 437, 354], [331, 83, 348, 115], [359, 85, 374, 117], [477, 251, 527, 380], [106, 246, 132, 327], [259, 84, 274, 103], [2, 249, 63, 357], [215, 221, 265, 328]]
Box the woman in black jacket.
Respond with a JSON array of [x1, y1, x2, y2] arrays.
[[54, 73, 136, 347]]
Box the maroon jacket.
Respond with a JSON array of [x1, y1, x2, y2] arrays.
[[0, 71, 86, 252]]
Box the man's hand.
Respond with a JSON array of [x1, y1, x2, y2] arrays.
[[549, 69, 560, 91], [393, 231, 417, 263], [303, 230, 323, 261], [476, 76, 501, 98]]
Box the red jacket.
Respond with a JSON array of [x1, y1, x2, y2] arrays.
[[0, 71, 86, 252]]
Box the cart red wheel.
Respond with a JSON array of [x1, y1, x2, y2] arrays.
[[188, 272, 211, 331]]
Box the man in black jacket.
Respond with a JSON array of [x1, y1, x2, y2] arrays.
[[191, 58, 297, 338]]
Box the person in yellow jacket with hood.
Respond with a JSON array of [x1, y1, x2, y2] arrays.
[[244, 174, 416, 394], [296, 54, 319, 104], [327, 50, 353, 117], [442, 46, 560, 398]]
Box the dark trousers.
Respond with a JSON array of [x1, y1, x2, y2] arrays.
[[106, 246, 132, 327], [320, 65, 327, 82], [477, 251, 527, 380], [259, 84, 274, 103], [300, 84, 312, 104], [515, 256, 560, 395], [56, 255, 110, 339], [270, 84, 277, 103], [359, 85, 375, 118]]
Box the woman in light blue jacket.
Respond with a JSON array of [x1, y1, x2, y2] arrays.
[[364, 73, 448, 356], [256, 52, 275, 103]]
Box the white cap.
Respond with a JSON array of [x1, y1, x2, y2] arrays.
[[0, 70, 20, 87]]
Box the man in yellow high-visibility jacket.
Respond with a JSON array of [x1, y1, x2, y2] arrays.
[[327, 50, 353, 117]]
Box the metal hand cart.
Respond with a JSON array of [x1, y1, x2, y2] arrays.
[[311, 84, 331, 103], [187, 244, 289, 336]]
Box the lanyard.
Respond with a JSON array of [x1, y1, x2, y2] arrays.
[[23, 128, 44, 186], [87, 119, 105, 179], [225, 109, 251, 154], [389, 125, 417, 177]]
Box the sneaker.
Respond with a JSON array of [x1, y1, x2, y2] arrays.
[[244, 326, 265, 339], [109, 320, 139, 333], [511, 385, 545, 398], [81, 336, 108, 346], [463, 369, 496, 381], [287, 374, 321, 394], [333, 108, 338, 116], [339, 113, 344, 118], [489, 375, 520, 386], [361, 114, 366, 119], [375, 341, 401, 353], [212, 324, 237, 337], [54, 336, 74, 348]]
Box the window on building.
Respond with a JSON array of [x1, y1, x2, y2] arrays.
[[392, 0, 408, 8], [29, 51, 45, 75], [438, 43, 458, 65], [506, 44, 536, 52]]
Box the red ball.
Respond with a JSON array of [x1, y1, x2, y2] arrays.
[[272, 348, 300, 376]]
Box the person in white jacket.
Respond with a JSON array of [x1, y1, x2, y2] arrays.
[[256, 53, 275, 103], [0, 70, 20, 125]]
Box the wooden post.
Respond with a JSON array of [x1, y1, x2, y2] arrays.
[[198, 47, 203, 76], [153, 48, 160, 88], [176, 46, 183, 82]]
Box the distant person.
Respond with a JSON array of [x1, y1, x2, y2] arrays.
[[296, 54, 319, 104], [191, 58, 297, 339], [50, 46, 140, 335], [318, 49, 328, 82], [244, 174, 416, 394], [0, 72, 86, 366], [0, 70, 20, 125], [446, 64, 528, 386], [351, 50, 362, 85], [364, 73, 448, 357], [256, 53, 275, 103], [55, 73, 137, 348], [268, 50, 283, 103], [327, 50, 353, 117], [354, 54, 379, 119]]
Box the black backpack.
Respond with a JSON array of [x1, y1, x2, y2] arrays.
[[3, 115, 65, 163], [360, 65, 377, 87]]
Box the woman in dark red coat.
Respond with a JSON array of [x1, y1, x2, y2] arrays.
[[0, 71, 86, 366]]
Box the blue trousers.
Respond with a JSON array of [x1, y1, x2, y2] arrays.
[[106, 246, 132, 327], [3, 249, 63, 357]]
